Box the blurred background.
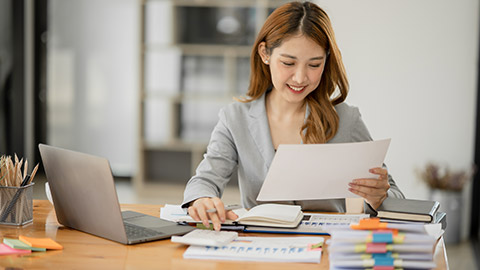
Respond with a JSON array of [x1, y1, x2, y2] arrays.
[[0, 0, 478, 267]]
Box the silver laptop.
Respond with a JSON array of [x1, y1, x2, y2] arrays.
[[39, 144, 194, 244]]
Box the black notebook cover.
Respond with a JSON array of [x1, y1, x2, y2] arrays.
[[374, 198, 440, 222]]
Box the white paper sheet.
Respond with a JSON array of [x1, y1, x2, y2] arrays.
[[257, 139, 391, 201], [183, 236, 324, 263]]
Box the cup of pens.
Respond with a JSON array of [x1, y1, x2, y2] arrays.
[[0, 155, 38, 226]]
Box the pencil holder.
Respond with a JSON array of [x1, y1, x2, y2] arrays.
[[0, 183, 34, 225]]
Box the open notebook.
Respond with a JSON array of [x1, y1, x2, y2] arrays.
[[169, 204, 303, 228]]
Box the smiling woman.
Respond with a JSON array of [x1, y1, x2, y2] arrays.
[[258, 35, 327, 148], [182, 1, 405, 231], [247, 2, 347, 145]]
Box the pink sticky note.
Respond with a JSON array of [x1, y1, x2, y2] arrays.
[[366, 243, 387, 253], [0, 243, 32, 255]]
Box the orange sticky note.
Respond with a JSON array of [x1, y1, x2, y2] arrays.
[[350, 218, 388, 230], [19, 235, 63, 250]]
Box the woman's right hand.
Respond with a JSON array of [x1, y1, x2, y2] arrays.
[[188, 197, 239, 231]]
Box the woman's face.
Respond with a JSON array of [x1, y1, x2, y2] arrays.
[[264, 35, 327, 105]]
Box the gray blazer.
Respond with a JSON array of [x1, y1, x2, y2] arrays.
[[182, 92, 404, 212]]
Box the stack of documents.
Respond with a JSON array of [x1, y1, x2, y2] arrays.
[[327, 218, 440, 270], [183, 236, 324, 263]]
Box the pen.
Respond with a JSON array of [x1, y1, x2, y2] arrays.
[[206, 204, 242, 213]]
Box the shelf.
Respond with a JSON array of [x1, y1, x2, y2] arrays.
[[169, 0, 290, 8], [136, 0, 284, 188], [144, 44, 251, 57], [143, 92, 240, 102], [143, 140, 207, 152]]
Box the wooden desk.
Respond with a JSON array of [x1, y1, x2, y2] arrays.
[[0, 200, 448, 269]]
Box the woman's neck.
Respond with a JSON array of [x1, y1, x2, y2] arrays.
[[266, 89, 306, 121]]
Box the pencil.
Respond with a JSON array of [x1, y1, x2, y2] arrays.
[[206, 204, 242, 213], [28, 164, 39, 185], [23, 160, 28, 182]]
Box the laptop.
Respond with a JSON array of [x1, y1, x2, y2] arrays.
[[38, 144, 194, 244]]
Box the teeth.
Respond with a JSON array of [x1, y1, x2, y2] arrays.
[[289, 85, 304, 91]]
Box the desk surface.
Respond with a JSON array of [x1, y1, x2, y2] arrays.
[[0, 200, 448, 269]]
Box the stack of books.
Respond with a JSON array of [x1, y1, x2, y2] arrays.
[[373, 198, 446, 230], [327, 218, 439, 269]]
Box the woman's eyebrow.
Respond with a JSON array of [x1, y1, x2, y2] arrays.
[[279, 54, 325, 61]]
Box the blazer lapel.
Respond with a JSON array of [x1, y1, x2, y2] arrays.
[[248, 93, 276, 169]]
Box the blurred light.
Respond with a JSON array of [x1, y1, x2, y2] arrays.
[[216, 16, 240, 35]]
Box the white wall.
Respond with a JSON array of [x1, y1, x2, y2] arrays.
[[317, 0, 478, 197], [47, 0, 139, 176], [317, 0, 479, 239]]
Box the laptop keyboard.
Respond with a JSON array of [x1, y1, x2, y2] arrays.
[[124, 223, 162, 239]]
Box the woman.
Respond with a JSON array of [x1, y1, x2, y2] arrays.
[[183, 1, 404, 231]]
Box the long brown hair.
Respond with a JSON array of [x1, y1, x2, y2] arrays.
[[242, 1, 348, 143]]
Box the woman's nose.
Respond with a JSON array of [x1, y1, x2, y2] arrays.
[[292, 66, 307, 84]]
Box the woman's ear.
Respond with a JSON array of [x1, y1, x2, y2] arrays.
[[257, 42, 269, 64]]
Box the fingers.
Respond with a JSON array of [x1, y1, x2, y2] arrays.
[[188, 197, 226, 231], [349, 167, 390, 209], [351, 168, 389, 188], [226, 210, 239, 220], [212, 197, 226, 223]]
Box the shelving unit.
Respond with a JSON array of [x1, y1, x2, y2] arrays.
[[135, 0, 288, 191]]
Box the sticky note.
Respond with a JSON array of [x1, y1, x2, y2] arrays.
[[374, 257, 394, 266], [366, 243, 387, 253], [372, 252, 393, 259], [351, 218, 388, 230], [19, 235, 63, 250], [393, 234, 405, 244], [308, 242, 323, 251], [372, 266, 394, 270], [3, 238, 46, 252], [373, 232, 393, 243], [0, 243, 31, 255]]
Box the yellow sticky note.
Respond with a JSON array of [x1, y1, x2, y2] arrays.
[[19, 235, 63, 250]]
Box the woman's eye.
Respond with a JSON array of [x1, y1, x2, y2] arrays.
[[282, 62, 294, 66], [309, 64, 321, 68]]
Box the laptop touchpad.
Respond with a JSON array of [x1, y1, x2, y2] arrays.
[[125, 215, 174, 230]]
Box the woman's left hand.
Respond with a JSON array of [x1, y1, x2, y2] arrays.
[[348, 167, 390, 209]]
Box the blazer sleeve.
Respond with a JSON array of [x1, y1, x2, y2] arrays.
[[182, 108, 238, 208]]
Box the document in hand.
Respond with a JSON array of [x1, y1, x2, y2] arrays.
[[257, 139, 391, 201]]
